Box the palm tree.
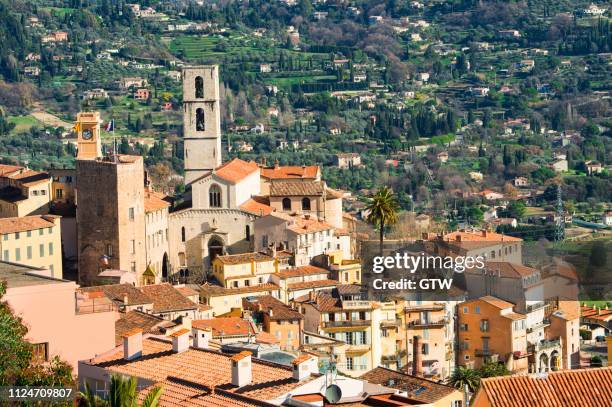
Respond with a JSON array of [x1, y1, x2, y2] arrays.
[[80, 375, 163, 407], [366, 186, 400, 255], [447, 366, 480, 393]]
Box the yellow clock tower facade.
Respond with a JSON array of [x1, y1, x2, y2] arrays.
[[76, 111, 102, 160]]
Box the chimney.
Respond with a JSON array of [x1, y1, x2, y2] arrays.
[[309, 290, 316, 302], [412, 335, 422, 377], [192, 326, 212, 349], [171, 328, 190, 353], [123, 328, 142, 361], [482, 230, 488, 237], [231, 351, 252, 387], [292, 354, 318, 381], [456, 234, 462, 242]]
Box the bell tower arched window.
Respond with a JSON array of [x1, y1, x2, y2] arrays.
[[196, 108, 205, 131], [195, 76, 204, 98], [209, 184, 222, 208]]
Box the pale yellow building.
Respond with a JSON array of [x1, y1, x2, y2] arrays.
[[0, 215, 63, 278], [0, 164, 52, 218], [211, 252, 277, 288]]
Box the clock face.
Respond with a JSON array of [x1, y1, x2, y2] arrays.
[[82, 129, 93, 140]]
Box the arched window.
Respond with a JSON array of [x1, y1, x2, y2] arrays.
[[282, 197, 291, 211], [181, 227, 186, 242], [245, 225, 251, 241], [209, 184, 222, 208], [301, 197, 311, 211], [195, 76, 204, 98], [196, 108, 205, 131]]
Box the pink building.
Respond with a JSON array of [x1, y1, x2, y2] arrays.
[[2, 261, 116, 370]]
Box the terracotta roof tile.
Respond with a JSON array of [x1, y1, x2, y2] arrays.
[[0, 164, 24, 176], [231, 351, 252, 361], [8, 169, 51, 187], [0, 215, 55, 234], [275, 265, 329, 279], [467, 262, 538, 278], [199, 283, 280, 297], [115, 310, 175, 345], [476, 367, 612, 407], [267, 213, 333, 234], [239, 198, 273, 216], [359, 367, 460, 404], [138, 378, 269, 407], [215, 159, 259, 184], [287, 279, 340, 292], [191, 318, 255, 338], [434, 230, 522, 243], [261, 165, 319, 180], [79, 284, 153, 306], [269, 181, 324, 197], [170, 328, 191, 337], [88, 337, 314, 402], [139, 283, 199, 313], [144, 190, 171, 213], [243, 295, 304, 320], [216, 252, 274, 265], [291, 355, 313, 365]]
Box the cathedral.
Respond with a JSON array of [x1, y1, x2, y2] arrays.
[[167, 65, 346, 278]]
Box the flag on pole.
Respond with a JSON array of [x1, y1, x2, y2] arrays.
[[104, 120, 115, 132]]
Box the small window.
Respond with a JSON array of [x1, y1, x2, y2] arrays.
[[2, 234, 7, 241], [39, 244, 44, 257], [15, 248, 20, 262], [475, 306, 480, 314], [301, 197, 311, 211], [27, 231, 31, 237], [48, 243, 53, 256], [130, 262, 136, 273], [3, 250, 8, 261], [245, 225, 250, 241], [39, 229, 43, 236], [27, 246, 32, 260], [209, 184, 221, 208], [282, 198, 291, 211], [48, 227, 52, 235], [128, 207, 135, 221], [181, 227, 186, 242], [106, 244, 113, 257], [32, 343, 49, 362], [130, 240, 135, 254], [463, 307, 468, 314], [15, 232, 20, 240]]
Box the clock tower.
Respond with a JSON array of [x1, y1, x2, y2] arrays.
[[76, 111, 102, 160]]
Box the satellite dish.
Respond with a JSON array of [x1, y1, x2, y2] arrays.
[[325, 384, 342, 404]]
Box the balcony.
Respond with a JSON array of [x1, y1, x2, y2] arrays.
[[526, 302, 547, 313], [323, 319, 371, 328], [529, 338, 561, 353], [75, 298, 116, 314], [526, 319, 550, 334], [406, 318, 447, 328], [404, 303, 445, 312], [346, 343, 371, 353]]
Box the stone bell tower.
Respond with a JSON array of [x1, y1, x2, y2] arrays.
[[182, 66, 221, 185]]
